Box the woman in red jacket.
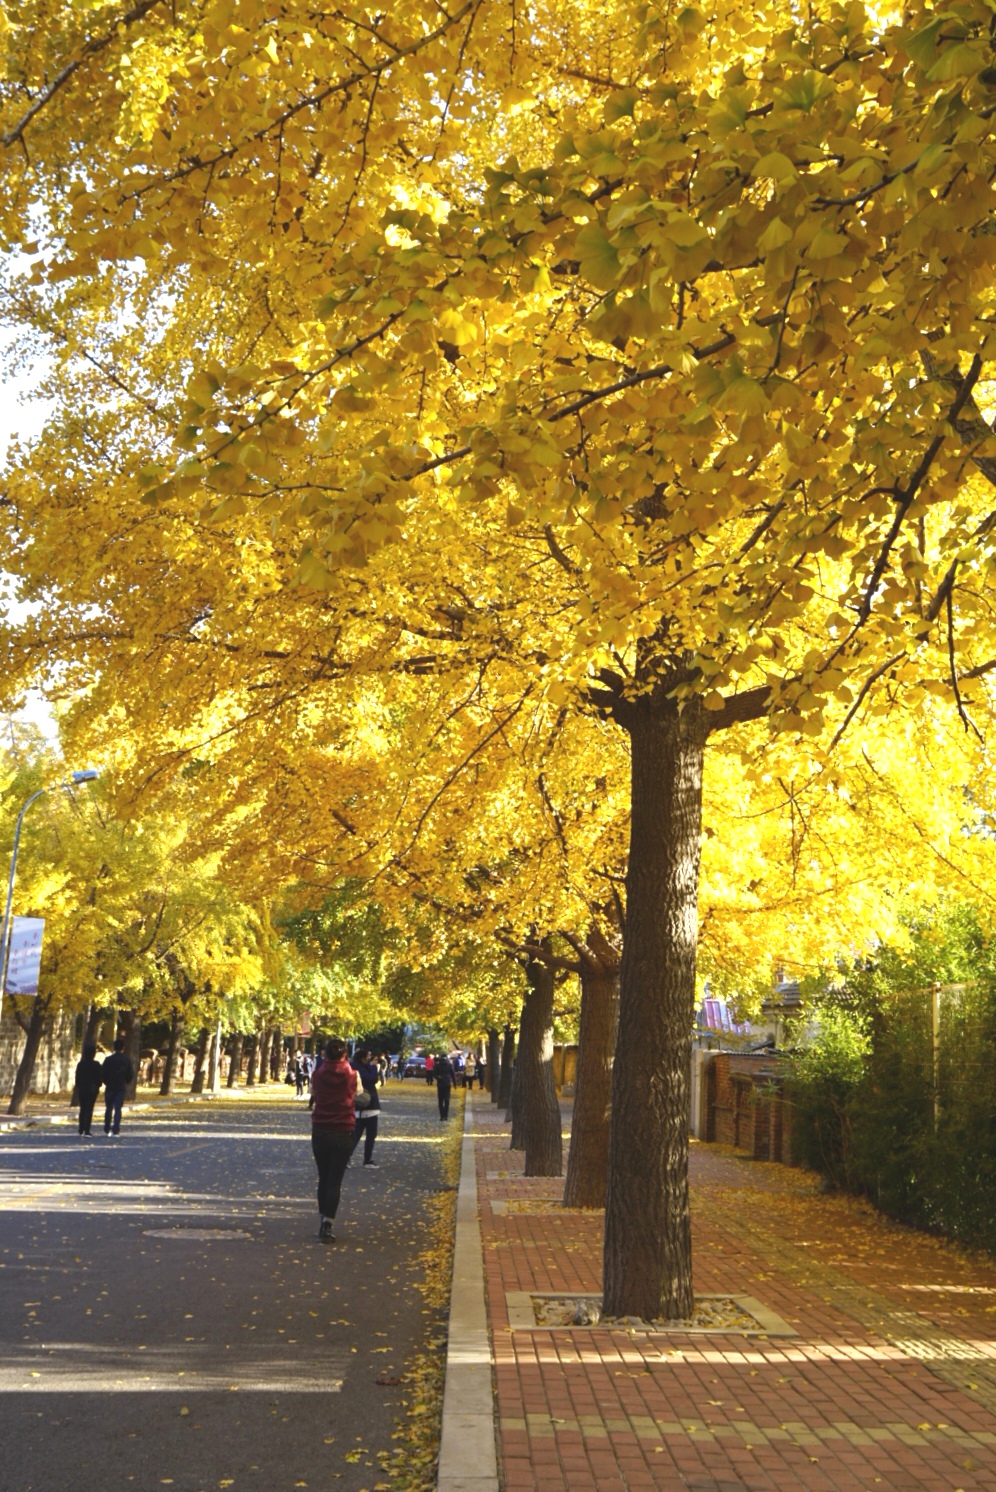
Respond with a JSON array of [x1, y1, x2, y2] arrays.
[[309, 1038, 357, 1243]]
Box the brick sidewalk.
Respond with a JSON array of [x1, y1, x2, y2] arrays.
[[470, 1094, 996, 1491]]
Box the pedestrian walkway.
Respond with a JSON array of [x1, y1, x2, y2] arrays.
[[469, 1095, 996, 1491]]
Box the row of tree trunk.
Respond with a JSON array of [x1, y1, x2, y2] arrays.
[[482, 923, 621, 1211], [4, 1004, 284, 1115]]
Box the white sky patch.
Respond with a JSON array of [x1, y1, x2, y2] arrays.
[[0, 326, 54, 467], [0, 330, 59, 744]]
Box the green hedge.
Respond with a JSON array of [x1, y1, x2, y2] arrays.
[[789, 907, 996, 1251]]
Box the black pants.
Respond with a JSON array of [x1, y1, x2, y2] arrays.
[[311, 1128, 353, 1218], [78, 1090, 99, 1135], [351, 1113, 379, 1164], [104, 1091, 124, 1134], [437, 1082, 451, 1119]]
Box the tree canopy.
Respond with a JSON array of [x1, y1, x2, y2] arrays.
[[6, 0, 996, 1315]]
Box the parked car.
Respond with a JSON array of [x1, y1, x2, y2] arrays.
[[402, 1055, 427, 1078]]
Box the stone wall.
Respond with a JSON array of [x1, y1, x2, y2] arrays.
[[0, 1004, 78, 1096]]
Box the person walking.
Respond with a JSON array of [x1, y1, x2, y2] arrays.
[[74, 1042, 103, 1137], [434, 1051, 454, 1120], [424, 1052, 434, 1087], [464, 1051, 476, 1090], [350, 1048, 381, 1168], [101, 1035, 135, 1137], [294, 1054, 306, 1097], [310, 1037, 357, 1242]]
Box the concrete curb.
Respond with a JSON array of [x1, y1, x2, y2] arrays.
[[437, 1094, 500, 1492]]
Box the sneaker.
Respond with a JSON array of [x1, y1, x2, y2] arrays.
[[318, 1218, 336, 1243], [363, 1161, 380, 1169]]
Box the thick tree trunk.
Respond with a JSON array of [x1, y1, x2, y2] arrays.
[[508, 1057, 523, 1147], [603, 696, 707, 1321], [160, 1008, 185, 1096], [498, 1022, 515, 1109], [71, 1003, 90, 1107], [269, 1027, 281, 1079], [257, 1027, 272, 1085], [7, 996, 52, 1115], [564, 937, 619, 1210], [227, 1032, 244, 1088], [83, 1005, 103, 1048], [207, 1021, 222, 1092], [516, 956, 562, 1176], [119, 1009, 141, 1100], [245, 1032, 259, 1087], [487, 1029, 500, 1096], [189, 1025, 210, 1093]]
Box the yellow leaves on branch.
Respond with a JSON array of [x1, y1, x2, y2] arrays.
[[6, 1, 996, 991]]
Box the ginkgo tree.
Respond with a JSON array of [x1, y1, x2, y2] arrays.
[[8, 0, 996, 1316]]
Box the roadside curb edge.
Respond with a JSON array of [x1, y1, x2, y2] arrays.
[[436, 1093, 500, 1492]]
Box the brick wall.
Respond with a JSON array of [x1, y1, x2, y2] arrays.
[[701, 1051, 796, 1165]]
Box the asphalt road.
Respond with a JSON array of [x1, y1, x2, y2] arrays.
[[0, 1081, 458, 1492]]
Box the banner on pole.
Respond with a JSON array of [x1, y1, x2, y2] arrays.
[[6, 916, 45, 996]]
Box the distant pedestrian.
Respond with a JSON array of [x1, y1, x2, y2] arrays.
[[75, 1042, 103, 1137], [310, 1037, 357, 1243], [476, 1056, 487, 1090], [101, 1036, 134, 1137], [350, 1049, 381, 1167], [294, 1055, 306, 1097], [425, 1053, 434, 1086], [434, 1052, 454, 1120], [465, 1052, 476, 1089], [453, 1052, 466, 1088]]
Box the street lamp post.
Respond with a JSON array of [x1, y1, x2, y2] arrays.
[[0, 769, 99, 1004]]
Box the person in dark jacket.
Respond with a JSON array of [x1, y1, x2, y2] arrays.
[[74, 1042, 103, 1137], [101, 1036, 134, 1137], [350, 1049, 381, 1167], [434, 1052, 454, 1120], [310, 1038, 357, 1242]]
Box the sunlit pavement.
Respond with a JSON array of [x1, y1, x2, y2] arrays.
[[0, 1083, 453, 1492]]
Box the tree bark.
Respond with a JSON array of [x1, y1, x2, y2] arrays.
[[269, 1027, 282, 1080], [207, 1020, 222, 1092], [160, 1008, 185, 1096], [83, 1004, 103, 1048], [516, 954, 563, 1176], [564, 931, 619, 1210], [6, 996, 52, 1115], [119, 1008, 141, 1101], [71, 1003, 90, 1107], [498, 1022, 515, 1109], [189, 1025, 210, 1093], [508, 1055, 523, 1147], [227, 1032, 244, 1088], [487, 1028, 500, 1096], [257, 1027, 272, 1085], [245, 1032, 259, 1087], [603, 695, 707, 1321]]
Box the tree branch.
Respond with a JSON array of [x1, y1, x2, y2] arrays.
[[2, 0, 168, 149]]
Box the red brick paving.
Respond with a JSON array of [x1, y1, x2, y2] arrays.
[[470, 1094, 996, 1490]]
